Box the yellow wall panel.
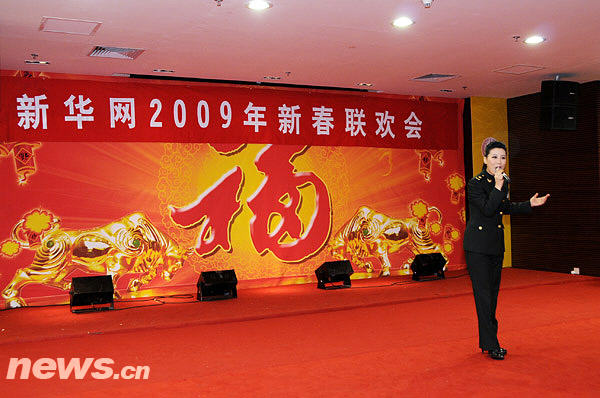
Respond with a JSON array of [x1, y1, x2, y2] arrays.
[[470, 97, 512, 267]]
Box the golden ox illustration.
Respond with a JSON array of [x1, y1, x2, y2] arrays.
[[329, 206, 444, 276], [1, 213, 191, 308]]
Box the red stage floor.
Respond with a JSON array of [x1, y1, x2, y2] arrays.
[[1, 268, 599, 397]]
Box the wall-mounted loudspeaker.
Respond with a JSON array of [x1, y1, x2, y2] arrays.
[[540, 80, 579, 131]]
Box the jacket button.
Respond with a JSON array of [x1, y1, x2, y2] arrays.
[[478, 226, 483, 230], [498, 224, 502, 228]]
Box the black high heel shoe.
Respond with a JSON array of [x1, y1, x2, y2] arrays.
[[487, 349, 505, 360], [482, 347, 507, 355], [481, 348, 507, 360]]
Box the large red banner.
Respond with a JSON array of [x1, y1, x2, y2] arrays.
[[0, 72, 465, 309], [1, 75, 461, 149]]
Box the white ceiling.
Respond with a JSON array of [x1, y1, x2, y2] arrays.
[[1, 0, 599, 99]]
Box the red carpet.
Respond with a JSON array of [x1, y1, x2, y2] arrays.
[[1, 268, 599, 397]]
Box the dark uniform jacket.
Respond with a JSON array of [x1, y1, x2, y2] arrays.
[[463, 169, 532, 255]]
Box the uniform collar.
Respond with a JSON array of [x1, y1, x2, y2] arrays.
[[480, 169, 494, 183]]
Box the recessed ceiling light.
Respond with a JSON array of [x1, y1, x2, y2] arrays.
[[524, 35, 545, 44], [25, 53, 49, 65], [247, 0, 272, 10], [392, 17, 414, 28], [25, 60, 50, 65], [357, 82, 373, 87]]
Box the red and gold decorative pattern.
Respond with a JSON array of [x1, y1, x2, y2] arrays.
[[0, 142, 42, 184], [459, 208, 466, 223], [1, 211, 191, 308], [1, 240, 20, 257], [9, 209, 57, 249], [329, 205, 445, 276], [0, 72, 465, 305], [446, 173, 466, 204], [416, 150, 444, 182], [22, 209, 54, 234], [0, 143, 466, 306], [11, 70, 52, 79]]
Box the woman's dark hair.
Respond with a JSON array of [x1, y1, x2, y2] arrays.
[[484, 140, 507, 156]]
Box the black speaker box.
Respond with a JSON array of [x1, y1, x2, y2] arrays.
[[540, 80, 579, 131], [315, 260, 353, 289], [410, 253, 447, 281], [197, 270, 237, 301], [69, 275, 114, 313]]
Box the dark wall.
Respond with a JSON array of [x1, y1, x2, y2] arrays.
[[507, 81, 600, 276]]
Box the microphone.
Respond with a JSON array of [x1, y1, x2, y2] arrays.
[[495, 167, 510, 183]]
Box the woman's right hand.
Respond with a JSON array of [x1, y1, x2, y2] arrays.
[[493, 167, 505, 190]]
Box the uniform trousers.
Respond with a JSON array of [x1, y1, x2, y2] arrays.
[[465, 251, 504, 351]]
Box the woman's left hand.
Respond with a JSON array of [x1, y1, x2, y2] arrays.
[[530, 193, 550, 207]]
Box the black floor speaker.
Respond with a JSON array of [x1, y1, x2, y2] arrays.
[[315, 260, 353, 289], [69, 275, 114, 313], [410, 253, 447, 281], [197, 270, 237, 301]]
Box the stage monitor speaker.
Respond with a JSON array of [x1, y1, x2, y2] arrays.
[[315, 260, 353, 289], [540, 80, 579, 131], [69, 275, 114, 313], [410, 253, 447, 281], [197, 269, 237, 301]]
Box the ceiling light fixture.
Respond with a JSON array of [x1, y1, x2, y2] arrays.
[[24, 60, 50, 65], [524, 35, 545, 44], [247, 0, 272, 10], [392, 17, 414, 28], [357, 82, 373, 87], [24, 53, 50, 65]]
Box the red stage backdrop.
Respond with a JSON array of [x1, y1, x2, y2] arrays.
[[0, 72, 465, 308]]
